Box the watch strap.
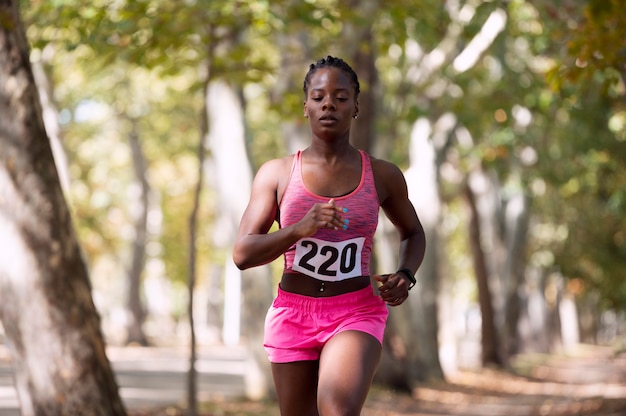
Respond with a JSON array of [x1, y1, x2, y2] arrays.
[[397, 268, 416, 290]]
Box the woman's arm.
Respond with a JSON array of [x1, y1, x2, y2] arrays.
[[372, 158, 426, 304], [232, 158, 295, 269], [233, 157, 348, 270]]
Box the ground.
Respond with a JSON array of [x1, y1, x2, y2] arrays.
[[129, 344, 626, 416]]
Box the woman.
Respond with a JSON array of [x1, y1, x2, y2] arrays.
[[233, 55, 426, 416]]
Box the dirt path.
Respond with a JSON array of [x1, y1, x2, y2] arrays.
[[364, 344, 626, 416], [130, 344, 626, 416]]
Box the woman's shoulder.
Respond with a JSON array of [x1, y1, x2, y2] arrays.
[[368, 155, 408, 203], [368, 154, 405, 180], [253, 154, 298, 189], [258, 153, 296, 173]]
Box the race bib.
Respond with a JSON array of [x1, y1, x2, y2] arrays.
[[292, 237, 364, 281]]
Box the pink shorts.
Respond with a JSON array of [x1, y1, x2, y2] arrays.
[[263, 285, 389, 363]]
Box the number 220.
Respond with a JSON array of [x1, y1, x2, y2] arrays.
[[297, 240, 358, 277]]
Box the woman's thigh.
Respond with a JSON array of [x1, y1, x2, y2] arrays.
[[271, 360, 320, 416], [317, 330, 382, 415]]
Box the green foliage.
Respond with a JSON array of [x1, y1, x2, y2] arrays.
[[563, 0, 626, 87], [531, 0, 626, 309], [538, 83, 626, 307]]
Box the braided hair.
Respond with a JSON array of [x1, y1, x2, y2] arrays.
[[303, 56, 360, 98]]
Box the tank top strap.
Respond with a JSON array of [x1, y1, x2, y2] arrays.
[[278, 151, 303, 211], [292, 150, 302, 176], [359, 150, 378, 199], [292, 150, 303, 183]]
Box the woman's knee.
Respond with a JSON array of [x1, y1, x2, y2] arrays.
[[317, 386, 363, 416]]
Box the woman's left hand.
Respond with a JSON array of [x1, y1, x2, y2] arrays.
[[374, 273, 410, 306]]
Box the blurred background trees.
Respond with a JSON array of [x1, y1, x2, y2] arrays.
[[3, 0, 624, 406]]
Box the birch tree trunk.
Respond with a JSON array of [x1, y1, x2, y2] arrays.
[[0, 2, 126, 414], [404, 119, 445, 383], [375, 118, 445, 388], [206, 80, 274, 399]]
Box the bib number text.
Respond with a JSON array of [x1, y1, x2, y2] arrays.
[[292, 237, 364, 281]]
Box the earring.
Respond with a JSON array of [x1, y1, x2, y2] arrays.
[[353, 114, 359, 119]]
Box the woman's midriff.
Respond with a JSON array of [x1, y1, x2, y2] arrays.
[[279, 273, 372, 297]]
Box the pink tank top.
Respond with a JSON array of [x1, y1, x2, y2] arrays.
[[279, 150, 380, 281]]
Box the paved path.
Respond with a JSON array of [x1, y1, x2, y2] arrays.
[[0, 345, 247, 416]]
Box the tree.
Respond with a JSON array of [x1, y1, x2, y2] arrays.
[[463, 172, 503, 366], [540, 0, 626, 311], [125, 116, 150, 346], [0, 1, 126, 415]]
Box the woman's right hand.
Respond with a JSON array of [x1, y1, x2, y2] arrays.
[[296, 198, 348, 237]]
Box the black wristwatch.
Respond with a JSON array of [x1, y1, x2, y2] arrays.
[[397, 268, 416, 290]]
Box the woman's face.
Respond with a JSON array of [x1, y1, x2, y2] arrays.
[[304, 67, 358, 139]]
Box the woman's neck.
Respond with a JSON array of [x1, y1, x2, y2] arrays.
[[307, 138, 355, 162]]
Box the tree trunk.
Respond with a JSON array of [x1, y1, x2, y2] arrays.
[[0, 2, 126, 414], [348, 30, 377, 152], [186, 117, 202, 416], [342, 0, 380, 153], [518, 268, 551, 353], [185, 66, 214, 416], [464, 173, 502, 366], [501, 191, 529, 361], [206, 80, 274, 399], [126, 117, 149, 346], [375, 118, 445, 388], [271, 34, 310, 154], [31, 48, 70, 194], [406, 119, 445, 384]]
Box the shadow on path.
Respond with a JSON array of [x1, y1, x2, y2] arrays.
[[364, 344, 626, 416]]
